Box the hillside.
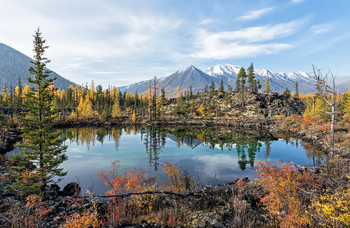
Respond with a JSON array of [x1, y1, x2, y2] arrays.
[[0, 43, 76, 90]]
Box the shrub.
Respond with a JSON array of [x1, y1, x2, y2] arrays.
[[256, 161, 323, 227], [311, 187, 350, 227]]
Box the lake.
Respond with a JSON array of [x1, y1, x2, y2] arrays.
[[7, 126, 324, 195]]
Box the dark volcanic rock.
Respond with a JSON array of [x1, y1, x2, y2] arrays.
[[0, 130, 21, 154], [62, 182, 81, 197]]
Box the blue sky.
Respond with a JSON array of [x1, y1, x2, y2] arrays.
[[1, 0, 350, 87]]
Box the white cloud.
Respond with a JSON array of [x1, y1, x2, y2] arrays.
[[0, 0, 183, 86], [192, 20, 303, 59], [291, 0, 305, 3], [311, 23, 335, 34], [199, 19, 214, 25], [237, 7, 274, 21]]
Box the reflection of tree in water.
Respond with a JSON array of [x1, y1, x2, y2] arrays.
[[60, 126, 321, 173], [141, 127, 166, 172], [62, 127, 121, 151], [63, 128, 96, 150], [167, 127, 268, 171], [264, 141, 271, 159], [111, 128, 122, 150], [301, 142, 324, 166], [236, 137, 262, 171]]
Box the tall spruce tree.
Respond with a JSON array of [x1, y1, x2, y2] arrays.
[[247, 63, 258, 93], [295, 81, 299, 98], [11, 28, 67, 195], [209, 81, 215, 95], [219, 79, 225, 94], [236, 67, 247, 108]]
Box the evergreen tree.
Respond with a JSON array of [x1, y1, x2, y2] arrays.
[[247, 63, 257, 93], [227, 85, 233, 93], [10, 28, 67, 194], [295, 81, 299, 98], [218, 79, 225, 94], [209, 81, 215, 95], [283, 87, 291, 97], [159, 87, 166, 106], [152, 76, 158, 120], [236, 67, 247, 108], [264, 76, 271, 93], [235, 74, 241, 92], [236, 67, 246, 92], [204, 84, 208, 93]]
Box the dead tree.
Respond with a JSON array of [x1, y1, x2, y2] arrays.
[[312, 65, 340, 158]]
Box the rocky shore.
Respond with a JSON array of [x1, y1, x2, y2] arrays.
[[0, 158, 264, 228]]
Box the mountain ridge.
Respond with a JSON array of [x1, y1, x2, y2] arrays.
[[0, 43, 76, 90], [119, 64, 326, 97]]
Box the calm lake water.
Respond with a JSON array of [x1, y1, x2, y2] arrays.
[[54, 126, 323, 195], [7, 126, 324, 195]]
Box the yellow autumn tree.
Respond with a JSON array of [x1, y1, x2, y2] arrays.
[[343, 88, 350, 121], [196, 104, 205, 118], [111, 101, 121, 118], [14, 85, 21, 103], [77, 94, 95, 119], [22, 84, 31, 104], [176, 86, 181, 101], [132, 112, 136, 123], [111, 86, 118, 99], [90, 80, 95, 102], [2, 86, 9, 104]]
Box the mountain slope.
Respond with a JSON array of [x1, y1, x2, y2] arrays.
[[204, 64, 315, 93], [120, 65, 222, 97], [0, 43, 76, 90], [120, 64, 317, 97], [336, 79, 350, 92]]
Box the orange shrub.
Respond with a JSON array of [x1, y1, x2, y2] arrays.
[[25, 195, 53, 227], [319, 123, 330, 132], [256, 161, 323, 227], [97, 161, 147, 226], [97, 160, 146, 196], [302, 117, 314, 124], [276, 115, 285, 120]]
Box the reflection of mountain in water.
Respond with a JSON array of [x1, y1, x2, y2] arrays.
[[166, 133, 202, 149]]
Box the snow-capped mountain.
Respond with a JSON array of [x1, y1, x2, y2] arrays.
[[119, 64, 319, 97], [204, 64, 315, 93], [119, 65, 221, 97]]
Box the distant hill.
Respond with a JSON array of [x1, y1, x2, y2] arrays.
[[336, 79, 350, 93], [0, 43, 76, 90], [120, 64, 318, 97]]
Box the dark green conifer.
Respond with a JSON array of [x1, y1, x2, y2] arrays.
[[295, 81, 299, 98], [247, 63, 258, 93], [219, 79, 225, 94], [283, 87, 291, 97], [209, 81, 215, 95], [10, 28, 67, 195]]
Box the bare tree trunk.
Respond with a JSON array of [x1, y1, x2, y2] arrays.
[[329, 79, 336, 158], [312, 65, 340, 160]]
